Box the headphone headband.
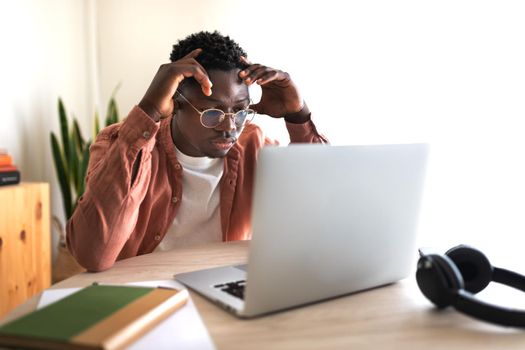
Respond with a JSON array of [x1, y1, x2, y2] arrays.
[[455, 290, 525, 328], [492, 267, 525, 293]]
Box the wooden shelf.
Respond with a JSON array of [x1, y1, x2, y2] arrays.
[[0, 182, 51, 318]]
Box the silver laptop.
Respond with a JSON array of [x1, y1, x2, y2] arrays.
[[175, 143, 428, 318]]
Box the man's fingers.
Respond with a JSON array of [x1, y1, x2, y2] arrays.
[[239, 59, 286, 87], [182, 48, 203, 59], [240, 56, 252, 65], [185, 58, 213, 95], [196, 75, 213, 96], [239, 56, 258, 80], [170, 58, 212, 96], [181, 66, 213, 96], [240, 65, 269, 85], [255, 71, 279, 85], [242, 68, 284, 87]]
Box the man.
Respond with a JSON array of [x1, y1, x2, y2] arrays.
[[67, 31, 327, 271]]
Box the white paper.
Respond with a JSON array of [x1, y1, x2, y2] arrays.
[[37, 280, 215, 350]]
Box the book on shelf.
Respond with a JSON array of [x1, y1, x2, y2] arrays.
[[0, 165, 18, 172], [0, 153, 13, 167], [0, 284, 189, 350], [0, 170, 20, 186], [0, 150, 20, 186]]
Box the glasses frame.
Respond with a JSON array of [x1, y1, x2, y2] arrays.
[[176, 91, 255, 129]]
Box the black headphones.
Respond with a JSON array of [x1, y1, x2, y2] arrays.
[[416, 245, 525, 328]]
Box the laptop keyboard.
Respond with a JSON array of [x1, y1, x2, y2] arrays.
[[214, 280, 246, 300]]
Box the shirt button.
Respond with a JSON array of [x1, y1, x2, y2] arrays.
[[172, 197, 178, 203], [174, 164, 182, 170], [142, 131, 151, 139], [154, 234, 161, 241]]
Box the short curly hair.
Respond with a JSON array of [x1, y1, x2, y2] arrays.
[[170, 31, 248, 71]]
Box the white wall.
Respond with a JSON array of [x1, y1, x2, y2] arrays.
[[96, 0, 525, 269], [0, 0, 95, 258]]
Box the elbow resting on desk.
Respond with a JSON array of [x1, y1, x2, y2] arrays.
[[66, 219, 117, 273], [67, 243, 116, 272], [75, 255, 114, 273], [67, 241, 115, 272]]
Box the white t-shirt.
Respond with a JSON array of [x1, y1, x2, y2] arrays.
[[155, 146, 224, 251]]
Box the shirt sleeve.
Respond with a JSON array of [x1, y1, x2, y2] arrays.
[[66, 106, 159, 272]]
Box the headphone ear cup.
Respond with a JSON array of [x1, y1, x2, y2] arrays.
[[445, 245, 493, 294], [416, 254, 465, 308]]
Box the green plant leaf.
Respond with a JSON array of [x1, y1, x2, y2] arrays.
[[50, 132, 73, 219], [73, 119, 85, 152], [105, 83, 121, 126], [94, 110, 100, 140], [58, 99, 71, 175], [76, 141, 91, 210], [105, 98, 119, 126], [53, 90, 120, 220], [69, 129, 80, 195]]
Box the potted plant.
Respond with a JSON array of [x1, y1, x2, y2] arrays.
[[50, 92, 120, 282]]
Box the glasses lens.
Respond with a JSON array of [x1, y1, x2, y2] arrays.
[[201, 109, 224, 127], [234, 110, 255, 127]]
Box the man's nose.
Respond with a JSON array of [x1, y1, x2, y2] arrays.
[[216, 113, 237, 132]]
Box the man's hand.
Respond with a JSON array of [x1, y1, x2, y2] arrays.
[[239, 57, 308, 122], [138, 49, 213, 121]]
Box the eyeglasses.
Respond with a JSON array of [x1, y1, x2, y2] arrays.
[[176, 91, 255, 129]]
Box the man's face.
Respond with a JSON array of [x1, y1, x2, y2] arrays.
[[171, 69, 250, 158]]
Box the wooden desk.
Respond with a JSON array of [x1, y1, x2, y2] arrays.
[[2, 241, 525, 349]]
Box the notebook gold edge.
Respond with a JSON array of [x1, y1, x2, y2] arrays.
[[72, 288, 189, 350]]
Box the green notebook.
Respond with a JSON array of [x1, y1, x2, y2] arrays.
[[0, 284, 188, 350]]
